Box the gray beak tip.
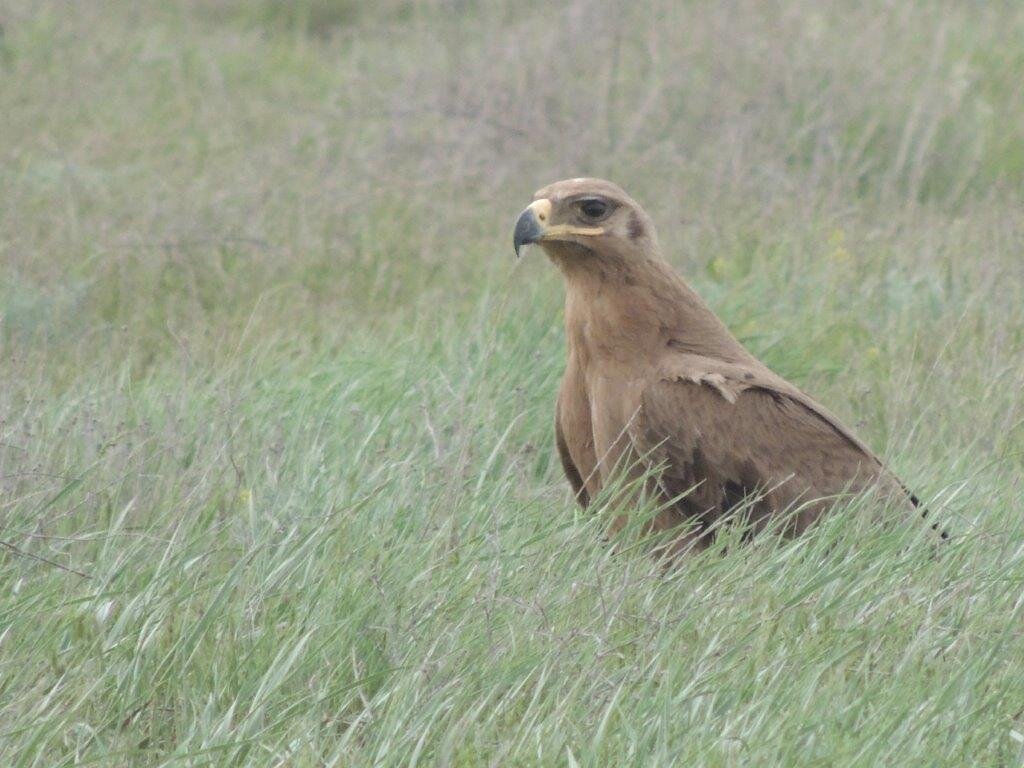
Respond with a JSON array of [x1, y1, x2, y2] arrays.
[[513, 208, 543, 258]]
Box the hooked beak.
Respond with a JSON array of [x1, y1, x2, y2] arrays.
[[513, 199, 551, 258], [512, 198, 604, 257]]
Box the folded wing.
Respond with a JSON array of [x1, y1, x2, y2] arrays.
[[628, 353, 914, 535]]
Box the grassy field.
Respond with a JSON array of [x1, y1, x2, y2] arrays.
[[2, 0, 1024, 764]]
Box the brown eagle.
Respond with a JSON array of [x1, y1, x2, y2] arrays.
[[513, 178, 944, 556]]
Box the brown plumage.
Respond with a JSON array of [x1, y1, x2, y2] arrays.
[[513, 178, 943, 556]]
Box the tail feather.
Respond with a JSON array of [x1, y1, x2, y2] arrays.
[[908, 490, 950, 541]]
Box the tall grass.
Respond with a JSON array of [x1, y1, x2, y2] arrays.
[[1, 0, 1023, 764]]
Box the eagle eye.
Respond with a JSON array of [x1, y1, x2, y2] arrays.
[[577, 198, 609, 220]]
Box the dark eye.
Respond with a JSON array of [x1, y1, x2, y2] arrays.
[[578, 198, 608, 219]]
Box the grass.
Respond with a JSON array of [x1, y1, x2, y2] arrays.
[[1, 0, 1024, 764]]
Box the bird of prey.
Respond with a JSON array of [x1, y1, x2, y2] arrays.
[[513, 178, 943, 556]]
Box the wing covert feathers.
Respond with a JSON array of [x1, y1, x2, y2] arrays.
[[628, 354, 914, 533]]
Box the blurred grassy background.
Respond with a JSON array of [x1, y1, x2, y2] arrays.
[[1, 0, 1023, 765]]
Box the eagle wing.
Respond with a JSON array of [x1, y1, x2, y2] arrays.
[[628, 353, 914, 534], [555, 413, 590, 508]]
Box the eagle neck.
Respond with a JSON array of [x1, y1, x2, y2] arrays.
[[560, 254, 754, 371]]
